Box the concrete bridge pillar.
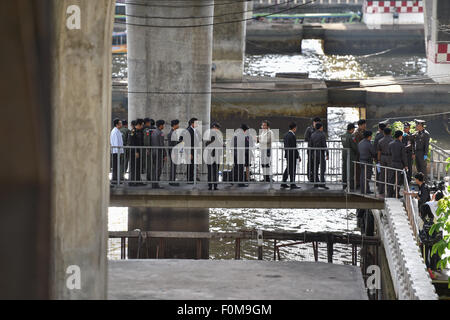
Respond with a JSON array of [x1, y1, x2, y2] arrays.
[[362, 0, 424, 26], [126, 0, 213, 128], [424, 0, 450, 83], [51, 0, 115, 299], [126, 0, 213, 259], [212, 1, 247, 81]]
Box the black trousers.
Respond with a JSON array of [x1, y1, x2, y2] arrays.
[[169, 152, 177, 182], [388, 162, 404, 198], [307, 150, 313, 182], [187, 152, 195, 182], [112, 153, 119, 183], [130, 150, 141, 182], [233, 164, 245, 183], [313, 153, 326, 185], [415, 152, 427, 181], [360, 162, 372, 194], [207, 163, 218, 188], [151, 152, 163, 186], [342, 156, 355, 189], [282, 157, 297, 184], [406, 152, 413, 182]]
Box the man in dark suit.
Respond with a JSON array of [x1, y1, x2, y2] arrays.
[[310, 122, 329, 189], [168, 119, 181, 186], [186, 117, 198, 182], [281, 122, 301, 190]]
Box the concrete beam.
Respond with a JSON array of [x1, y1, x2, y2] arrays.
[[110, 187, 385, 210], [51, 0, 115, 299]]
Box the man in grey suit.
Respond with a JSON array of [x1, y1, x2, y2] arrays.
[[358, 131, 377, 194], [151, 120, 167, 189]]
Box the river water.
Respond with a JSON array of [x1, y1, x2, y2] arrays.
[[109, 39, 429, 262]]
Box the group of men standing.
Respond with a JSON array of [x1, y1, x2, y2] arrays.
[[341, 118, 430, 196]]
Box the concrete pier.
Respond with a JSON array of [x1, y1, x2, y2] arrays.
[[126, 0, 214, 259], [126, 0, 213, 127], [424, 0, 450, 83], [212, 1, 247, 81], [108, 260, 368, 300], [51, 0, 115, 299]]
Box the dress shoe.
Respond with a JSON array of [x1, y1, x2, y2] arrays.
[[290, 185, 301, 190], [214, 186, 219, 191], [280, 184, 289, 189], [318, 185, 329, 190], [169, 183, 180, 186]]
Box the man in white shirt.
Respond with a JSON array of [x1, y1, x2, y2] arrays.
[[258, 120, 274, 182], [110, 118, 124, 184]]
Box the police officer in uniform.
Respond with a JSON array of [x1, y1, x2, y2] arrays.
[[402, 122, 415, 183], [354, 119, 367, 188], [129, 119, 144, 186], [119, 120, 130, 178], [341, 123, 358, 190], [374, 122, 387, 192], [310, 122, 329, 189], [150, 120, 166, 189], [389, 130, 408, 198], [168, 119, 181, 186], [358, 131, 376, 194], [414, 120, 430, 181], [377, 127, 393, 195], [305, 117, 321, 182], [143, 118, 156, 182]]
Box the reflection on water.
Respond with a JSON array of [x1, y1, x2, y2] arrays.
[[244, 39, 426, 79]]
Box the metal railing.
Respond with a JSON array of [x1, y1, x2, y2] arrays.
[[110, 143, 351, 189], [353, 161, 407, 198], [429, 142, 449, 182]]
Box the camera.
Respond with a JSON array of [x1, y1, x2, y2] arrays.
[[429, 180, 446, 193]]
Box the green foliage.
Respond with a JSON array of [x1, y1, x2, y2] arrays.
[[430, 157, 450, 288]]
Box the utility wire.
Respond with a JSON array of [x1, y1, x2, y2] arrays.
[[123, 0, 297, 20], [117, 1, 316, 28], [112, 74, 450, 94], [125, 0, 254, 9]]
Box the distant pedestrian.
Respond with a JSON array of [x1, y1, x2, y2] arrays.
[[374, 122, 387, 192], [377, 127, 393, 195], [129, 119, 145, 186], [358, 130, 376, 194], [186, 118, 200, 183], [310, 122, 329, 189], [341, 123, 358, 190], [402, 122, 415, 183], [168, 119, 181, 186], [119, 120, 130, 178], [414, 120, 430, 182], [233, 124, 252, 187], [354, 119, 367, 188], [110, 118, 124, 184], [305, 117, 321, 182], [388, 130, 408, 198], [281, 122, 301, 190], [143, 118, 156, 181], [150, 120, 166, 189], [259, 120, 274, 182], [205, 122, 223, 190]]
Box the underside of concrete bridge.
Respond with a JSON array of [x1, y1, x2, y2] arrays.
[[110, 185, 384, 209]]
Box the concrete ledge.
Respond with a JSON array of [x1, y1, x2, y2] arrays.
[[109, 184, 384, 209], [108, 260, 368, 300]]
